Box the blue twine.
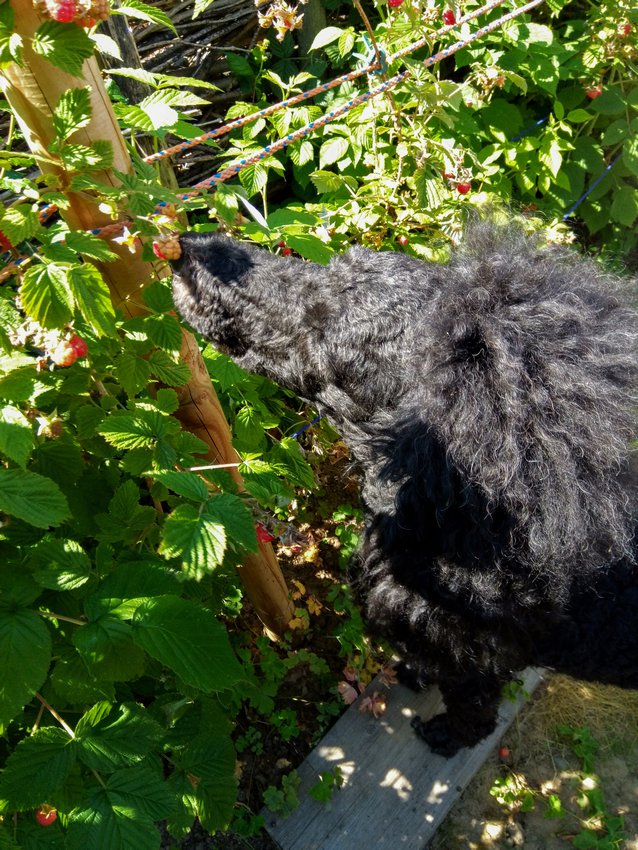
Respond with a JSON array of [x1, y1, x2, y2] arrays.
[[291, 414, 322, 440], [511, 114, 549, 141], [562, 153, 621, 220]]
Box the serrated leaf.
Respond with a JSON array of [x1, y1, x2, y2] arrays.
[[142, 281, 174, 313], [59, 140, 114, 172], [175, 733, 236, 833], [32, 21, 94, 77], [201, 347, 248, 392], [74, 618, 146, 681], [154, 389, 179, 414], [0, 468, 69, 528], [64, 230, 118, 261], [31, 538, 91, 591], [623, 135, 638, 178], [75, 702, 163, 772], [107, 765, 174, 820], [67, 789, 159, 850], [310, 169, 347, 194], [84, 560, 181, 620], [140, 100, 178, 131], [67, 264, 117, 336], [53, 87, 92, 141], [0, 301, 21, 353], [0, 610, 51, 726], [115, 0, 176, 33], [51, 652, 115, 704], [159, 503, 225, 579], [32, 437, 85, 488], [319, 136, 349, 169], [147, 350, 191, 385], [0, 405, 33, 467], [270, 438, 315, 489], [132, 595, 243, 691], [113, 104, 155, 133], [145, 314, 183, 353], [20, 263, 74, 329], [98, 410, 180, 450], [114, 351, 152, 397], [192, 0, 214, 18], [610, 185, 638, 226], [91, 31, 121, 60], [238, 162, 268, 198], [0, 205, 40, 245], [285, 234, 333, 265], [0, 727, 77, 810], [153, 471, 209, 502]]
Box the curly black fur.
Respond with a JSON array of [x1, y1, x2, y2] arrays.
[[172, 221, 638, 756]]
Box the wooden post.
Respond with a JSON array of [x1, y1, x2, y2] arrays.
[[1, 0, 293, 637]]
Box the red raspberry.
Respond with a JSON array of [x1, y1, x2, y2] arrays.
[[456, 182, 471, 194], [153, 237, 181, 261], [152, 242, 167, 260], [76, 14, 96, 25], [388, 0, 404, 7], [51, 342, 78, 368], [585, 86, 602, 99], [69, 335, 88, 358], [620, 22, 631, 37], [442, 9, 456, 25], [0, 231, 12, 252], [278, 240, 287, 248], [442, 171, 455, 180], [397, 235, 409, 247], [46, 0, 76, 22], [256, 524, 275, 543], [282, 247, 292, 257], [35, 806, 57, 826]]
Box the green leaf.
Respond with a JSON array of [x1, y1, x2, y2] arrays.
[[0, 610, 51, 727], [75, 702, 163, 772], [238, 162, 268, 198], [285, 234, 333, 265], [132, 595, 243, 691], [270, 438, 315, 489], [32, 21, 94, 77], [74, 617, 147, 681], [51, 652, 115, 704], [159, 503, 226, 579], [106, 765, 174, 820], [0, 727, 77, 810], [142, 281, 174, 313], [59, 140, 114, 172], [610, 185, 638, 226], [20, 264, 74, 329], [153, 471, 209, 502], [84, 560, 181, 620], [113, 351, 152, 397], [64, 231, 118, 262], [0, 405, 33, 467], [53, 87, 92, 141], [32, 436, 85, 488], [31, 538, 91, 591], [0, 205, 40, 245], [115, 0, 176, 33], [67, 264, 117, 337], [98, 410, 180, 450], [145, 314, 183, 353], [0, 468, 69, 528], [202, 347, 248, 392], [174, 733, 237, 833], [590, 88, 626, 116], [147, 350, 191, 385], [319, 137, 349, 169], [566, 108, 592, 124], [67, 789, 160, 850], [623, 135, 638, 178], [309, 26, 344, 50]]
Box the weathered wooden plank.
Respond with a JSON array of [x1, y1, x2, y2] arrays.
[[264, 668, 544, 850]]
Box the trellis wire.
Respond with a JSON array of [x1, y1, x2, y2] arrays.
[[1, 0, 544, 282], [143, 0, 511, 166]]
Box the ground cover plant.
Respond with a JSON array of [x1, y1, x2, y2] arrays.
[[0, 0, 636, 847]]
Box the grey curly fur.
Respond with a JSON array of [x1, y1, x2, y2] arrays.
[[172, 220, 638, 756]]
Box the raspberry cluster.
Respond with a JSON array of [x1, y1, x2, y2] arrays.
[[34, 0, 110, 26], [152, 237, 181, 262]]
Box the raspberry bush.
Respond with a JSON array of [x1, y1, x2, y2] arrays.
[[0, 0, 636, 847]]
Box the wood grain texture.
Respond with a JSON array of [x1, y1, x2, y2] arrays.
[[265, 668, 544, 850]]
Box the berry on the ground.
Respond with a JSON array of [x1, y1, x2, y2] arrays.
[[498, 745, 512, 760], [442, 9, 456, 25], [456, 182, 471, 194], [35, 806, 57, 826]]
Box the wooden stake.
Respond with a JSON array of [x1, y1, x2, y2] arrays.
[[2, 0, 293, 637]]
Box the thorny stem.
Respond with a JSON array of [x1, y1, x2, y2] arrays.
[[35, 693, 76, 738]]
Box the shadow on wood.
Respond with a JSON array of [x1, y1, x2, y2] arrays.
[[264, 668, 543, 850]]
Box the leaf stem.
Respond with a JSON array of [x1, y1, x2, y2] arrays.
[[35, 693, 76, 738], [37, 609, 87, 626]]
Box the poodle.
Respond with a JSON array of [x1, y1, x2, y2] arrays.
[[171, 220, 638, 757]]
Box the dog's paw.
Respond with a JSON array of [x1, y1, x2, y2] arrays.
[[411, 713, 464, 758]]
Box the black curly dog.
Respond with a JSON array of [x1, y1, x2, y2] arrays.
[[171, 220, 638, 757]]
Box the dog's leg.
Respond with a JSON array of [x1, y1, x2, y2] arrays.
[[411, 671, 506, 757]]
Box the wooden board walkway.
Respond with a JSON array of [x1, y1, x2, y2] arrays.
[[264, 667, 544, 850]]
